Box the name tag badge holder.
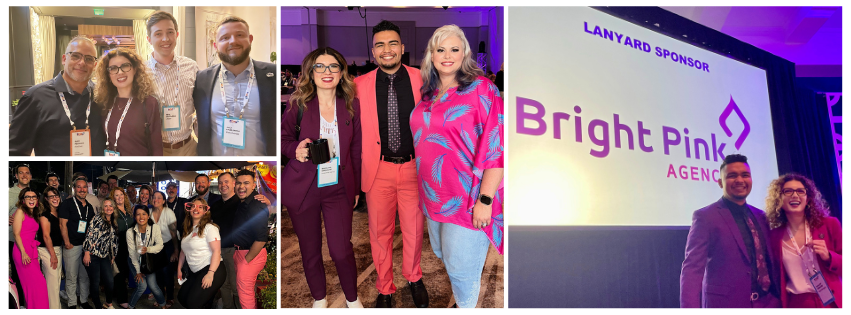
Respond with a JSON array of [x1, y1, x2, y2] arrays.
[[70, 129, 92, 156], [163, 105, 181, 131], [787, 224, 835, 306], [77, 221, 87, 234], [218, 64, 255, 150], [59, 90, 93, 156], [104, 150, 121, 156], [222, 117, 247, 149], [318, 157, 339, 187]]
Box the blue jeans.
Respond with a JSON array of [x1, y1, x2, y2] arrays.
[[129, 273, 165, 308], [426, 218, 490, 308]]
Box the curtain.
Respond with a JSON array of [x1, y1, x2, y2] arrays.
[[39, 14, 56, 81], [486, 6, 504, 76], [133, 19, 152, 61], [29, 8, 44, 84]]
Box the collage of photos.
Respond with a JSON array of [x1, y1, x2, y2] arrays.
[[2, 4, 844, 311]]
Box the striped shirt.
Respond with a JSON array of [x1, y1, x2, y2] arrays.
[[147, 54, 199, 144]]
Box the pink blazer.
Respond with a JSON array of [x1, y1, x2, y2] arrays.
[[769, 216, 842, 308], [353, 65, 423, 193]]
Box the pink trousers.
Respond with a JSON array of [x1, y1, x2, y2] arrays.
[[234, 248, 267, 309]]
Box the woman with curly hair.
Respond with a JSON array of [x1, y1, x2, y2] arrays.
[[765, 173, 842, 308], [93, 48, 163, 156]]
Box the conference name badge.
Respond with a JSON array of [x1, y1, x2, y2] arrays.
[[104, 150, 121, 156], [77, 221, 87, 234], [221, 117, 246, 149], [809, 271, 835, 306], [317, 157, 339, 187], [69, 129, 92, 156], [163, 105, 181, 131]]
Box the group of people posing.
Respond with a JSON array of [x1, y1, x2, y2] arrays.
[[10, 11, 276, 156], [10, 165, 272, 309], [281, 21, 504, 308], [681, 154, 842, 308]]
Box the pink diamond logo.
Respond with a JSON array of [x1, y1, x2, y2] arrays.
[[718, 96, 750, 150]]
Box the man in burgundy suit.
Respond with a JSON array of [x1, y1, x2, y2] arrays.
[[680, 154, 781, 308]]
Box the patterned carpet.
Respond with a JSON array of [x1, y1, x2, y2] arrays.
[[280, 209, 504, 308]]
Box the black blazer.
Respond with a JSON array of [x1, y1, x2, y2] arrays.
[[193, 59, 277, 156]]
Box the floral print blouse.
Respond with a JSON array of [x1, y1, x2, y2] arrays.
[[410, 76, 504, 254], [83, 214, 118, 258]]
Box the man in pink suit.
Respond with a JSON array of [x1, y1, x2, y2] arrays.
[[353, 20, 429, 308], [680, 154, 781, 308]]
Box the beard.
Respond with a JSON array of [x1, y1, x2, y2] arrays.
[[218, 44, 252, 66], [378, 57, 400, 71], [65, 66, 91, 83], [196, 186, 209, 196]]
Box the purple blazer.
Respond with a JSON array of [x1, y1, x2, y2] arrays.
[[281, 97, 362, 214], [680, 198, 780, 308]]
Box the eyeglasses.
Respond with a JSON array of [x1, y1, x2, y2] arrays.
[[23, 196, 39, 201], [312, 63, 341, 73], [108, 62, 133, 74], [184, 203, 210, 211], [46, 195, 60, 200], [782, 188, 807, 197], [66, 52, 98, 66]]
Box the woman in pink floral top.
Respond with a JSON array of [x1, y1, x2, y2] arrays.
[[410, 24, 504, 308]]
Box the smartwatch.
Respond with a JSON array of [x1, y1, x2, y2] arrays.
[[479, 194, 493, 206]]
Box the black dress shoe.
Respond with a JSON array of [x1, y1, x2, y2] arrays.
[[80, 302, 93, 309], [374, 293, 392, 308], [409, 279, 429, 308]]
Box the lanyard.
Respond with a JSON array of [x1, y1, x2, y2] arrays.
[[104, 97, 134, 150], [218, 63, 255, 119], [118, 206, 130, 228], [58, 88, 92, 130], [787, 224, 818, 277], [167, 198, 179, 211], [73, 197, 88, 222], [155, 60, 181, 105]]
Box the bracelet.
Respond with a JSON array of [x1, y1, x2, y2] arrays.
[[208, 269, 216, 273]]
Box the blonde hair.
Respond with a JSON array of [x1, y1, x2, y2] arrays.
[[765, 173, 831, 229], [93, 48, 156, 115], [108, 187, 133, 212], [420, 24, 483, 99]]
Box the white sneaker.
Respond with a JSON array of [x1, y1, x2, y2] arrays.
[[346, 298, 364, 308], [312, 298, 327, 308]]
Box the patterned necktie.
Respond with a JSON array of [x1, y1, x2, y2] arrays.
[[387, 74, 400, 153], [745, 215, 771, 292]]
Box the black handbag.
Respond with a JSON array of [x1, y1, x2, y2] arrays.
[[134, 228, 166, 274]]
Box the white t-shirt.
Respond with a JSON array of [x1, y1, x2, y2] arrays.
[[319, 100, 341, 159], [153, 207, 177, 243], [181, 224, 222, 273]]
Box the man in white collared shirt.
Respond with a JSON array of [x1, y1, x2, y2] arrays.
[[193, 16, 276, 156], [146, 10, 199, 156]]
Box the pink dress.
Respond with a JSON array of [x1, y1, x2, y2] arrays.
[[410, 76, 504, 254], [13, 213, 49, 309]]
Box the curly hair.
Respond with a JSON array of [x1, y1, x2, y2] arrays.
[[765, 173, 831, 229], [108, 187, 133, 213], [181, 199, 218, 239], [93, 48, 156, 116], [288, 47, 356, 118], [420, 24, 484, 100]]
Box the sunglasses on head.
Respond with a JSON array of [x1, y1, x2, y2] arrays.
[[184, 203, 210, 211]]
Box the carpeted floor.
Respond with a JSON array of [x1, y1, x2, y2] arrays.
[[280, 209, 504, 308]]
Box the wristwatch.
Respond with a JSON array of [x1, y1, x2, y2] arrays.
[[479, 194, 493, 206]]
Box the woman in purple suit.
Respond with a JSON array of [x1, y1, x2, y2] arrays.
[[281, 47, 363, 308]]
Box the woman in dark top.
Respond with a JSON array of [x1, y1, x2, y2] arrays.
[[37, 187, 63, 309], [93, 47, 163, 156], [109, 187, 134, 308], [83, 198, 119, 309]]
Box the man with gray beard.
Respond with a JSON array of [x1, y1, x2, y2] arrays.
[[10, 35, 107, 156], [193, 16, 276, 156]]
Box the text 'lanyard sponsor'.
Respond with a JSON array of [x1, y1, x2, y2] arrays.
[[218, 64, 255, 119], [787, 224, 818, 277], [104, 97, 134, 150], [58, 89, 92, 130]]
